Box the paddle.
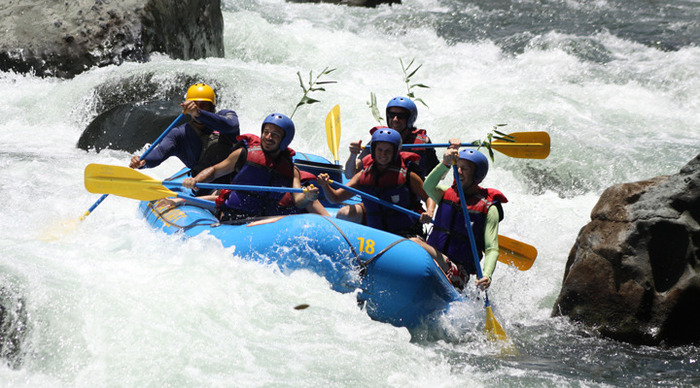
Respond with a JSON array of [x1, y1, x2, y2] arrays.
[[85, 164, 307, 201], [325, 179, 536, 270], [326, 179, 419, 221], [367, 131, 550, 159], [453, 164, 507, 341], [325, 105, 341, 164], [497, 235, 537, 271], [78, 113, 185, 221]]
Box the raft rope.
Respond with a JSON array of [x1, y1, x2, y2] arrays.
[[142, 172, 217, 230], [145, 200, 215, 231], [360, 238, 411, 268], [318, 216, 412, 271], [146, 200, 416, 271], [318, 216, 361, 262]]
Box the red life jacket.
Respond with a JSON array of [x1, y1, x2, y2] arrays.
[[405, 128, 430, 149], [235, 134, 296, 176], [221, 134, 297, 216], [427, 185, 508, 269], [357, 152, 424, 236], [369, 126, 432, 177]]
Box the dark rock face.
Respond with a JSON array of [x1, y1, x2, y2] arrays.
[[0, 0, 224, 78], [77, 100, 182, 153], [75, 71, 217, 153], [552, 154, 700, 346], [83, 72, 205, 115], [0, 285, 29, 369]]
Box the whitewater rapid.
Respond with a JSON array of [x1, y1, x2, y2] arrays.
[[1, 0, 698, 385]]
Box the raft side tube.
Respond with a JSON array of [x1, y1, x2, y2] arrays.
[[137, 168, 464, 328]]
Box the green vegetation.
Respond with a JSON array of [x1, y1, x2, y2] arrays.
[[290, 67, 337, 118], [475, 124, 514, 160], [367, 58, 429, 124]]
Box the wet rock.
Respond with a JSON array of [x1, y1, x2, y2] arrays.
[[0, 285, 29, 369], [552, 153, 700, 346], [83, 72, 204, 115], [77, 100, 182, 153], [0, 0, 224, 78], [76, 72, 235, 153], [519, 164, 591, 198]]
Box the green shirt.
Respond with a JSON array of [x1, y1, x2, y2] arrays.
[[423, 163, 500, 278]]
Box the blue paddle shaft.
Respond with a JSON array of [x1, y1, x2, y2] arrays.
[[364, 142, 484, 149], [452, 165, 484, 280], [140, 113, 185, 160], [84, 113, 185, 215], [453, 164, 494, 308], [163, 181, 305, 194], [329, 180, 420, 219], [402, 143, 483, 149], [87, 193, 109, 213]]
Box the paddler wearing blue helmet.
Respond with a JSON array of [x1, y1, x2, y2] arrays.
[[413, 140, 509, 291], [182, 113, 329, 220], [344, 96, 439, 180], [318, 127, 436, 238]]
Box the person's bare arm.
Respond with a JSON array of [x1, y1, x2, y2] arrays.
[[317, 172, 360, 203], [344, 140, 367, 179], [183, 148, 242, 188]]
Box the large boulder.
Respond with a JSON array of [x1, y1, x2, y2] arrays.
[[76, 71, 218, 153], [0, 0, 224, 78], [77, 100, 182, 153], [552, 154, 700, 345]]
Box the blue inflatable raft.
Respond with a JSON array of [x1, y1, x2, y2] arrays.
[[137, 153, 463, 328]]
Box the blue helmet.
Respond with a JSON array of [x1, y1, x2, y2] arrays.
[[458, 149, 489, 184], [386, 96, 418, 128], [262, 113, 295, 150], [371, 127, 402, 162]]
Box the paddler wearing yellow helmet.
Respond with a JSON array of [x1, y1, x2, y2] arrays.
[[129, 82, 240, 192]]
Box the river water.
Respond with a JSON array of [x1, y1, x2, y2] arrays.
[[1, 0, 698, 386]]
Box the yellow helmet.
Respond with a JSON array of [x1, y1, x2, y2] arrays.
[[185, 83, 216, 105]]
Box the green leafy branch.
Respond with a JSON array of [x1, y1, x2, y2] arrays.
[[400, 58, 429, 108], [366, 92, 384, 125], [473, 124, 514, 161], [366, 58, 430, 125], [290, 67, 337, 118]]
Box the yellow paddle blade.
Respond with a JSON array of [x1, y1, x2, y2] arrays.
[[40, 218, 81, 241], [84, 164, 177, 201], [492, 131, 550, 159], [484, 305, 508, 341], [325, 105, 341, 164], [498, 235, 538, 271]]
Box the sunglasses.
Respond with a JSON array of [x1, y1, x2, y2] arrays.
[[387, 111, 410, 120], [194, 101, 214, 111]]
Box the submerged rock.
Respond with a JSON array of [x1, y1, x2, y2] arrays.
[[76, 72, 230, 153], [0, 0, 224, 78], [0, 285, 29, 369], [77, 100, 182, 153], [552, 153, 700, 346]]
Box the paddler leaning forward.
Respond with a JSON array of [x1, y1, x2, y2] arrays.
[[182, 113, 329, 220]]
